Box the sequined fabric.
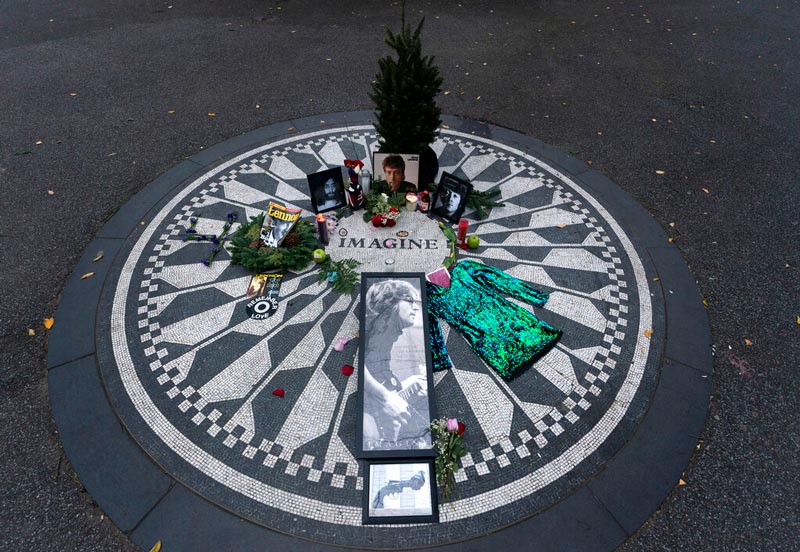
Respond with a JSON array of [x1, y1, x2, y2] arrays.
[[426, 260, 562, 379]]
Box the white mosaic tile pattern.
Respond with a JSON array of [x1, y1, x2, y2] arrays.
[[108, 126, 654, 533]]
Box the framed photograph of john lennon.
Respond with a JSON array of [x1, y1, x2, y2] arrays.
[[307, 167, 347, 214], [372, 153, 420, 194], [356, 273, 437, 459], [430, 172, 473, 223], [363, 459, 438, 524]]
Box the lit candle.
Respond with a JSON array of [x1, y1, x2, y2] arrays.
[[406, 193, 418, 211], [317, 213, 329, 245]]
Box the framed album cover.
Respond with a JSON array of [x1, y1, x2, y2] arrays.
[[363, 459, 438, 524], [308, 167, 347, 214], [372, 153, 420, 194], [356, 273, 437, 458], [430, 172, 472, 223]]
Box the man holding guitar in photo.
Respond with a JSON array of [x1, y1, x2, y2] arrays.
[[362, 279, 429, 450]]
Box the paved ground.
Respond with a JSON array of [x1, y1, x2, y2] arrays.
[[1, 1, 798, 551]]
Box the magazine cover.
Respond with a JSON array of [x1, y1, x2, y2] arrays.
[[260, 201, 301, 247]]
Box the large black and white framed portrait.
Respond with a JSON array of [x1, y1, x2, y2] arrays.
[[363, 460, 438, 524], [430, 172, 472, 223], [356, 273, 437, 458], [307, 167, 347, 214]]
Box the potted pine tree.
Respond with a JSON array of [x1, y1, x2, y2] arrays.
[[371, 12, 443, 189]]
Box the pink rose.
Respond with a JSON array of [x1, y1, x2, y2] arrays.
[[446, 418, 459, 432], [333, 337, 350, 352]]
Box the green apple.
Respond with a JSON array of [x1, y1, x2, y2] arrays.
[[313, 249, 327, 263], [467, 235, 480, 249]]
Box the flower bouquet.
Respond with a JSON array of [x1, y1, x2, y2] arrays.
[[430, 417, 468, 499], [363, 190, 406, 228]]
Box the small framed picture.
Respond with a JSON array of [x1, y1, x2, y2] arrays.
[[363, 460, 438, 524], [356, 273, 437, 458], [372, 153, 420, 194], [430, 172, 472, 223], [308, 167, 347, 214]]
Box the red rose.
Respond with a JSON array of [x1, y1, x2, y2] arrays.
[[272, 388, 285, 398], [457, 421, 466, 436], [389, 207, 399, 213], [341, 364, 354, 376], [386, 219, 396, 227], [371, 215, 383, 227]]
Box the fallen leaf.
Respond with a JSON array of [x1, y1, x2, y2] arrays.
[[48, 190, 55, 195], [319, 120, 325, 124], [43, 317, 55, 330], [744, 339, 753, 346], [476, 95, 481, 100], [652, 277, 660, 282], [586, 160, 593, 165], [149, 541, 162, 552], [207, 112, 216, 117], [696, 443, 701, 450], [668, 237, 674, 243], [655, 170, 665, 175], [69, 92, 77, 96], [651, 118, 657, 122], [556, 224, 567, 229], [272, 388, 285, 398], [442, 124, 450, 129], [80, 272, 95, 280], [702, 299, 709, 307], [28, 328, 36, 336], [140, 221, 145, 225], [167, 110, 176, 114], [288, 127, 295, 131], [106, 152, 117, 157], [255, 104, 261, 109], [669, 222, 676, 228], [596, 131, 603, 136], [678, 478, 686, 486], [443, 90, 451, 95], [644, 329, 653, 338], [702, 188, 710, 193], [35, 140, 43, 145], [796, 315, 800, 325]]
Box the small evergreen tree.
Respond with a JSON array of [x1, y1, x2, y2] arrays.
[[371, 13, 443, 154]]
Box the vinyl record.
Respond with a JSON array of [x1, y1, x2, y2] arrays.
[[246, 295, 278, 319]]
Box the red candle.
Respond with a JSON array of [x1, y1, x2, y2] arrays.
[[317, 213, 329, 245], [457, 219, 468, 249]]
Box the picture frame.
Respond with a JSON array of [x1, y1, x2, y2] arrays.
[[308, 167, 347, 214], [363, 459, 438, 524], [430, 172, 472, 223], [372, 153, 421, 194], [356, 273, 437, 459]]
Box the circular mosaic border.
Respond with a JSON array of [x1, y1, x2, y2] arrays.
[[48, 113, 711, 551]]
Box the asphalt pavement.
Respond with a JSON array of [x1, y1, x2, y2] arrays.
[[1, 1, 798, 550]]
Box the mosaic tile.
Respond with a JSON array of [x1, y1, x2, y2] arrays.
[[99, 126, 660, 546]]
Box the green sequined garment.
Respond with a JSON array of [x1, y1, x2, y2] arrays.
[[426, 260, 562, 379]]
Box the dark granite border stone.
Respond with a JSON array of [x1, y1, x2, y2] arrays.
[[48, 356, 171, 532]]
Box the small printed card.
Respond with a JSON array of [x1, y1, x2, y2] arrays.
[[425, 267, 451, 289]]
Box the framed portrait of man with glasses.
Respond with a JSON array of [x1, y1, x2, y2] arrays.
[[356, 273, 437, 458]]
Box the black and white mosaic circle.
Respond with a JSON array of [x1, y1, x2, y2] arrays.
[[99, 126, 661, 546]]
